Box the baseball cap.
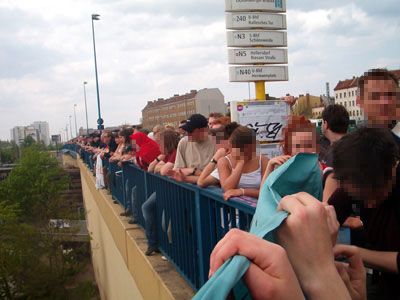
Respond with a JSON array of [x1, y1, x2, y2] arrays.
[[180, 114, 208, 133]]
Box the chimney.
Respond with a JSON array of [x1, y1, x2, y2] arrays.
[[190, 89, 197, 93], [174, 94, 179, 97]]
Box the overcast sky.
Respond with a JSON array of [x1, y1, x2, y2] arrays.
[[0, 0, 399, 141]]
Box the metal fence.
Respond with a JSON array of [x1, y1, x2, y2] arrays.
[[62, 145, 352, 292], [66, 146, 256, 290]]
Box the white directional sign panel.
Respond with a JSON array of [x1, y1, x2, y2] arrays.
[[227, 30, 287, 47], [228, 48, 287, 64], [229, 66, 288, 82], [225, 0, 286, 12], [226, 12, 286, 30]]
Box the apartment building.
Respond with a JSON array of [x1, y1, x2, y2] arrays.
[[334, 77, 364, 122], [142, 88, 226, 130]]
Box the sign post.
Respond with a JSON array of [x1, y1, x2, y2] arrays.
[[225, 0, 288, 101]]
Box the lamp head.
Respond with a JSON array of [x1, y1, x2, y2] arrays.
[[92, 14, 100, 20]]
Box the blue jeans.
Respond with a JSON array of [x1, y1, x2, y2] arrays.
[[142, 192, 157, 248], [130, 186, 140, 221]]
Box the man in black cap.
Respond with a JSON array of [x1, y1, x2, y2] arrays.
[[168, 114, 215, 183]]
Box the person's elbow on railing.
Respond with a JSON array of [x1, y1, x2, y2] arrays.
[[218, 158, 244, 191], [159, 162, 174, 176], [147, 159, 158, 173]]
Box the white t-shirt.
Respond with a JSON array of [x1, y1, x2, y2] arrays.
[[174, 136, 215, 170]]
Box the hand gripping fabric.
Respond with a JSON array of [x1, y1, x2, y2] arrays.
[[194, 153, 322, 300]]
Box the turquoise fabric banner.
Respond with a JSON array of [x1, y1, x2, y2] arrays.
[[194, 153, 322, 299]]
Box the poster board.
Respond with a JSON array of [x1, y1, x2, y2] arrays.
[[230, 100, 290, 157]]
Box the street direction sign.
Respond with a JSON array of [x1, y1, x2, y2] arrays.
[[226, 12, 286, 30], [229, 66, 289, 82], [227, 30, 287, 47], [228, 48, 287, 64], [225, 0, 286, 12]]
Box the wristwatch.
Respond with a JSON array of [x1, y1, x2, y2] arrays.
[[210, 158, 218, 164]]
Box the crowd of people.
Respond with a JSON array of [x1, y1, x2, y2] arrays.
[[71, 69, 399, 299]]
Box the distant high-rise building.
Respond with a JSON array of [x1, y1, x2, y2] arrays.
[[32, 121, 50, 145], [24, 126, 39, 142], [10, 126, 26, 145], [10, 121, 50, 146]]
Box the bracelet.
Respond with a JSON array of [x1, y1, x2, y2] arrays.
[[156, 157, 161, 162], [240, 188, 245, 196], [210, 158, 218, 164]]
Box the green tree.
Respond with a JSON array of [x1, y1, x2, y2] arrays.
[[0, 146, 69, 224], [0, 146, 98, 299]]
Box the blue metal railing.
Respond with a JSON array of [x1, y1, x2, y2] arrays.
[[68, 147, 256, 290], [63, 146, 352, 292], [109, 162, 124, 205]]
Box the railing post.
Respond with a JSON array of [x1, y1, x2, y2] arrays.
[[194, 189, 206, 286]]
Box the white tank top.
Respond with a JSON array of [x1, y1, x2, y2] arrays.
[[224, 155, 262, 189]]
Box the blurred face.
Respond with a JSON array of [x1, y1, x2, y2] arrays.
[[212, 133, 230, 151], [102, 135, 111, 145], [118, 134, 126, 144], [289, 131, 317, 155], [189, 127, 209, 142], [341, 165, 397, 207], [178, 127, 186, 136], [208, 117, 219, 129], [231, 142, 256, 161], [360, 79, 400, 125]]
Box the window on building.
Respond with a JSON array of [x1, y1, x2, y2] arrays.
[[344, 92, 346, 97], [340, 93, 342, 98], [336, 94, 338, 99]]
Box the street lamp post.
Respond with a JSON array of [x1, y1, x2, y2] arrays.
[[69, 115, 73, 140], [66, 124, 69, 141], [73, 104, 78, 137], [83, 81, 89, 135], [91, 14, 104, 130]]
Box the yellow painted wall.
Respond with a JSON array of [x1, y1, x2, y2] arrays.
[[292, 94, 322, 117], [81, 164, 144, 300], [73, 156, 192, 300]]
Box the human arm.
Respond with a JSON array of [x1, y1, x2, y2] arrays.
[[223, 188, 259, 201], [147, 159, 158, 173], [260, 155, 291, 188], [277, 193, 351, 300], [197, 148, 227, 188], [217, 157, 244, 191], [357, 248, 399, 274], [323, 172, 339, 203], [209, 229, 303, 300], [167, 168, 201, 184], [160, 162, 174, 176], [333, 245, 367, 300], [149, 154, 166, 173]]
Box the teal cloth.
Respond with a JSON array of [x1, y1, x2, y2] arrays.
[[194, 153, 322, 300]]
